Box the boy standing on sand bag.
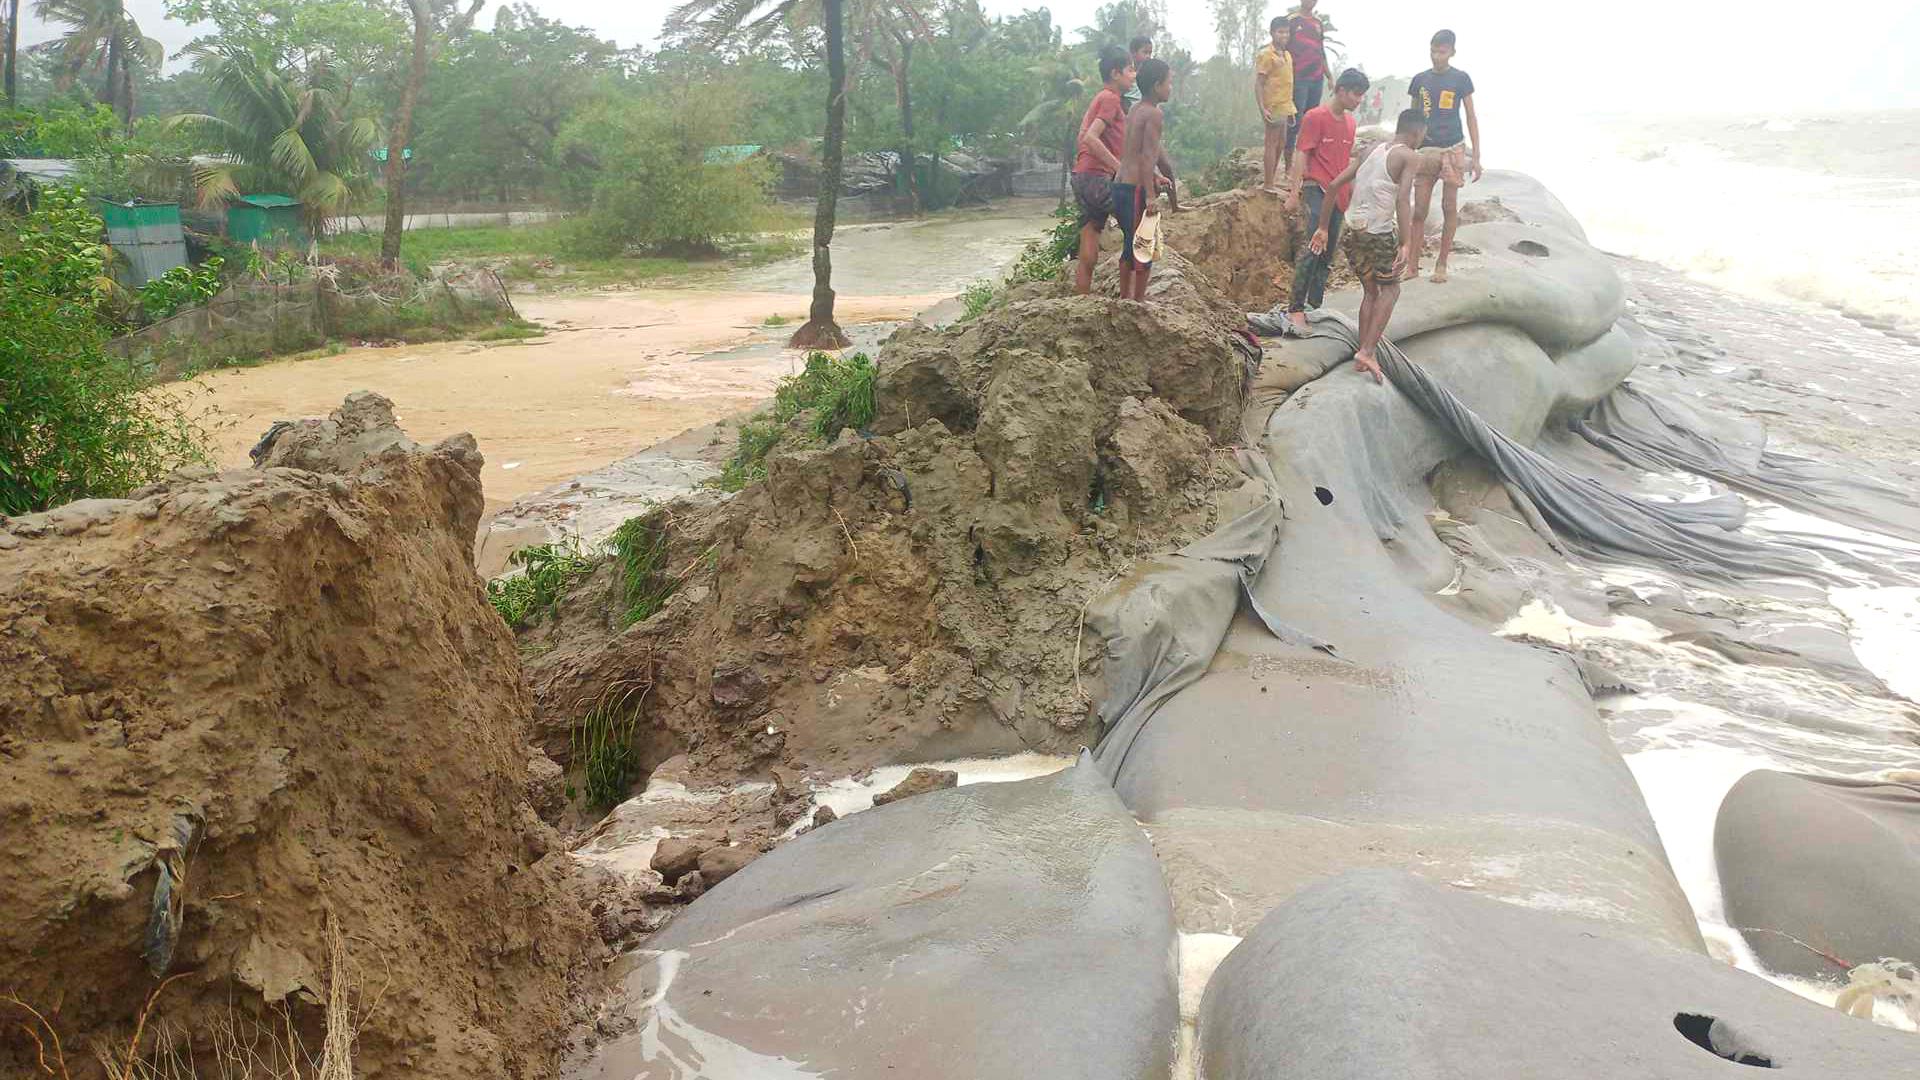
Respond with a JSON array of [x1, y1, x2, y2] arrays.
[[1113, 59, 1175, 302], [1071, 47, 1136, 296], [1284, 68, 1371, 332], [1407, 28, 1482, 282], [1310, 108, 1432, 382], [1255, 18, 1297, 194]]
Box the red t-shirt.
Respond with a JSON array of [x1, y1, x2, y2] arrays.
[[1288, 14, 1327, 81], [1073, 88, 1127, 175], [1298, 105, 1357, 210]]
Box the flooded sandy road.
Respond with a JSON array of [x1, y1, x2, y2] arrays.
[[179, 200, 1057, 513]]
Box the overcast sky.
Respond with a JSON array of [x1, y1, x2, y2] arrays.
[[18, 0, 1920, 115]]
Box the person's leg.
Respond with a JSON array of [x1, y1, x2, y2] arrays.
[[1284, 78, 1321, 160], [1262, 122, 1283, 192], [1307, 204, 1342, 310], [1434, 180, 1461, 283], [1353, 279, 1380, 365], [1406, 171, 1437, 281], [1287, 183, 1326, 328], [1075, 221, 1100, 295]]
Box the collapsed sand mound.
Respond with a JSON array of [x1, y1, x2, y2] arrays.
[[0, 393, 598, 1079], [522, 255, 1255, 790], [1163, 187, 1301, 311]]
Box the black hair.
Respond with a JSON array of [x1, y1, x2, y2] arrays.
[[1397, 108, 1428, 135], [1432, 29, 1456, 48], [1098, 45, 1131, 83], [1270, 16, 1288, 31], [1335, 68, 1370, 93], [1129, 35, 1153, 54], [1136, 57, 1171, 98]]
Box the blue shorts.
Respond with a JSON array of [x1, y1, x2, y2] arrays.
[[1111, 181, 1148, 267]]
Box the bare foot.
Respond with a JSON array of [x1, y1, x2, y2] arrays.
[[1262, 184, 1282, 195], [1401, 261, 1422, 282], [1353, 349, 1385, 384], [1288, 311, 1310, 333], [1431, 262, 1450, 284]]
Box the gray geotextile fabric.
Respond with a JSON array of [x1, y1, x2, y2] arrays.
[[1573, 382, 1920, 544], [1199, 871, 1917, 1079], [1299, 313, 1851, 582], [1715, 770, 1920, 981], [574, 756, 1179, 1080]]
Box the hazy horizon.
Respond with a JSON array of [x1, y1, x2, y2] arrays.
[[14, 0, 1919, 117]]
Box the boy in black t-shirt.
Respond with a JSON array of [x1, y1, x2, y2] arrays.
[[1406, 29, 1481, 282]]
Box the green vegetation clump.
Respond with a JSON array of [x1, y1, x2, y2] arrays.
[[1, 189, 210, 515], [137, 256, 225, 321], [716, 351, 878, 492], [571, 681, 645, 811], [959, 279, 996, 321], [470, 320, 547, 342], [486, 539, 595, 627], [1009, 205, 1082, 285], [610, 512, 678, 627]]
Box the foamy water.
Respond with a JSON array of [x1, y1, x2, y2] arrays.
[[1508, 110, 1920, 330]]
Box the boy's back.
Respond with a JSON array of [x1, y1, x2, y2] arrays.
[[1118, 100, 1164, 187]]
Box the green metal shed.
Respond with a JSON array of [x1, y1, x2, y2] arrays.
[[95, 198, 187, 288], [227, 194, 307, 247]]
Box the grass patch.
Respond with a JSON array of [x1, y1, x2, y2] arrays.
[[571, 680, 646, 811], [715, 351, 878, 492], [959, 279, 996, 321], [610, 512, 678, 627], [470, 319, 546, 342], [323, 224, 805, 292], [486, 539, 595, 628], [1008, 203, 1082, 285], [763, 312, 791, 326]]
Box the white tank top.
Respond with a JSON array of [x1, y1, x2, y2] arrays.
[[1345, 143, 1399, 235]]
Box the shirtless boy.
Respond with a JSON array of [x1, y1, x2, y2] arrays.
[[1407, 28, 1482, 282], [1114, 58, 1173, 301], [1312, 108, 1432, 381]]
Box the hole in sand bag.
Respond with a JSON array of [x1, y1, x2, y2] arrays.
[[1313, 487, 1334, 506], [1509, 239, 1551, 258], [1673, 1014, 1777, 1068]]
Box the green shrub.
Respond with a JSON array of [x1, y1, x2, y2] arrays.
[[556, 90, 773, 258], [1, 190, 210, 515], [1008, 203, 1081, 285], [959, 279, 996, 321], [486, 539, 595, 627], [138, 256, 226, 322], [715, 351, 877, 492], [610, 512, 677, 627]]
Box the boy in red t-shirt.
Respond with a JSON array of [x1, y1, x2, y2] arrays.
[[1283, 68, 1370, 331], [1284, 0, 1329, 159], [1071, 47, 1136, 296]]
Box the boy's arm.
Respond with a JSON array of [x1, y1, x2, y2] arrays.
[[1081, 116, 1122, 175], [1156, 148, 1179, 211], [1309, 159, 1361, 250], [1464, 94, 1482, 180], [1392, 147, 1418, 274], [1255, 71, 1272, 124], [1145, 110, 1168, 212]]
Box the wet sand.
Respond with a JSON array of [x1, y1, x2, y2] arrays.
[[177, 199, 1058, 514]]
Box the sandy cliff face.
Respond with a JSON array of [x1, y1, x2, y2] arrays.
[[0, 393, 598, 1079]]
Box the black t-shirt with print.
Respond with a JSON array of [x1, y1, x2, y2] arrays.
[[1409, 67, 1474, 148]]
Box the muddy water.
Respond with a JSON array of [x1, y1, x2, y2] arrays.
[[177, 200, 1057, 512]]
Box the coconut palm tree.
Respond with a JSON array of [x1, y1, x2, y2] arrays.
[[33, 0, 162, 124], [5, 0, 22, 106], [168, 44, 380, 240], [1020, 52, 1090, 203]]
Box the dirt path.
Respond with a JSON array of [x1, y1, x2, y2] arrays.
[[184, 290, 941, 513]]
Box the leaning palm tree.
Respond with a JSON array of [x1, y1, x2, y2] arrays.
[[33, 0, 161, 124], [671, 0, 866, 350], [168, 44, 380, 241], [1020, 52, 1089, 203]]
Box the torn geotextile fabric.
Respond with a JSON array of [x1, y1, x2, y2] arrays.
[[1301, 313, 1855, 582], [1088, 450, 1334, 779]]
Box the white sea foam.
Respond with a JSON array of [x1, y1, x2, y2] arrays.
[[1830, 586, 1920, 703]]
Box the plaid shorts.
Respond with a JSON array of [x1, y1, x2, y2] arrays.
[[1071, 171, 1114, 229], [1344, 227, 1401, 285]]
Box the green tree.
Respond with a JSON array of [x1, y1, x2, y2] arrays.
[[33, 0, 164, 124], [1, 188, 208, 514], [1021, 49, 1089, 200], [555, 87, 771, 257], [672, 0, 857, 350], [378, 0, 484, 268], [168, 43, 381, 238], [4, 0, 20, 106]]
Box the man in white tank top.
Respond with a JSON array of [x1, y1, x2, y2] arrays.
[[1309, 108, 1432, 381]]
